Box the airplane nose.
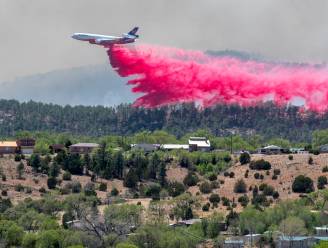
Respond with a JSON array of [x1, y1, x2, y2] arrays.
[[71, 34, 77, 39]]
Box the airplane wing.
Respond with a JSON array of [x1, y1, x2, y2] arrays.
[[95, 38, 120, 45]]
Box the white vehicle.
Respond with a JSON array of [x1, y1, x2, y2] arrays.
[[72, 27, 139, 46]]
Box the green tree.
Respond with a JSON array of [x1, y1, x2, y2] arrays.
[[124, 169, 139, 189], [239, 152, 251, 165], [36, 230, 63, 248], [29, 154, 41, 172], [279, 216, 307, 243], [234, 179, 247, 193], [17, 162, 24, 179], [292, 175, 314, 193]]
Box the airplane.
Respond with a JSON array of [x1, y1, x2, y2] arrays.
[[71, 27, 139, 46]]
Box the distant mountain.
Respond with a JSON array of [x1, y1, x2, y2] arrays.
[[0, 64, 137, 106]]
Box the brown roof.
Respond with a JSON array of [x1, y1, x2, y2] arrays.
[[0, 141, 17, 147]]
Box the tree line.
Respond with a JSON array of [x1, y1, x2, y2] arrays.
[[1, 99, 328, 142]]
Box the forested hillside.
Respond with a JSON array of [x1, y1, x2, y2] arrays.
[[0, 99, 326, 141]]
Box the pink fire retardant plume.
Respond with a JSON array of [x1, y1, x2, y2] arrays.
[[107, 44, 328, 113]]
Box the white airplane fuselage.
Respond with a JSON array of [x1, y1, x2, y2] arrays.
[[72, 33, 136, 46]]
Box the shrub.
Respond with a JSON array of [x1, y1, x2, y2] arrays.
[[14, 154, 21, 162], [260, 174, 264, 180], [111, 187, 119, 196], [199, 181, 212, 194], [183, 172, 199, 187], [25, 187, 32, 194], [308, 156, 314, 165], [252, 194, 269, 206], [239, 152, 251, 165], [39, 187, 46, 193], [292, 175, 314, 193], [84, 182, 96, 196], [273, 169, 281, 175], [288, 155, 293, 160], [266, 171, 270, 176], [238, 195, 249, 207], [71, 180, 82, 193], [47, 177, 57, 189], [209, 193, 220, 204], [99, 182, 107, 192], [60, 186, 70, 195], [263, 185, 274, 196], [1, 189, 7, 196], [62, 171, 72, 181], [249, 159, 272, 170], [322, 166, 328, 173], [272, 175, 278, 180], [222, 197, 231, 207], [223, 172, 229, 177], [318, 176, 328, 189], [202, 203, 210, 211], [272, 191, 280, 199], [259, 183, 267, 191], [145, 183, 161, 200], [229, 172, 235, 178], [210, 181, 220, 189], [2, 174, 6, 181], [168, 181, 185, 197], [254, 173, 260, 179], [234, 179, 247, 193], [208, 173, 217, 181], [15, 184, 24, 192], [244, 170, 249, 178]]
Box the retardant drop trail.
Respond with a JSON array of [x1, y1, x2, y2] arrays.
[[108, 44, 328, 113]]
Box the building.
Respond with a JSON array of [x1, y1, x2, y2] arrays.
[[17, 138, 36, 155], [320, 144, 328, 153], [69, 143, 99, 154], [223, 239, 244, 248], [188, 137, 211, 152], [290, 148, 309, 154], [257, 145, 285, 155], [161, 144, 189, 151], [316, 226, 328, 236], [49, 144, 65, 154], [0, 141, 18, 154], [131, 143, 160, 152]]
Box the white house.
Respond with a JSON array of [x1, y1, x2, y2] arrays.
[[188, 137, 211, 152]]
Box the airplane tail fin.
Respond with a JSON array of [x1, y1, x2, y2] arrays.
[[128, 27, 139, 37]]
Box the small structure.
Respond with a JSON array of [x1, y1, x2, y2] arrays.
[[277, 236, 312, 248], [316, 226, 328, 236], [0, 141, 18, 154], [223, 239, 244, 248], [290, 148, 308, 154], [17, 138, 36, 155], [49, 144, 65, 154], [131, 143, 160, 152], [320, 144, 328, 153], [161, 144, 189, 151], [69, 143, 99, 154], [243, 234, 262, 245], [257, 145, 283, 155], [188, 137, 211, 152]]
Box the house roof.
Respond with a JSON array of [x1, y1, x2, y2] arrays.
[[70, 143, 99, 148], [279, 236, 309, 241], [263, 145, 281, 150], [224, 240, 244, 244], [161, 144, 189, 150], [188, 137, 211, 147], [0, 141, 17, 147]]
